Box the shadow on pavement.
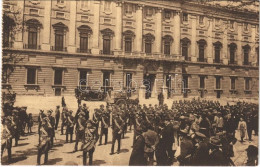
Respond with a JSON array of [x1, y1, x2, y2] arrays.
[[93, 159, 106, 166], [2, 155, 28, 165], [17, 143, 30, 147], [15, 147, 38, 157], [120, 148, 129, 153], [45, 158, 63, 165]]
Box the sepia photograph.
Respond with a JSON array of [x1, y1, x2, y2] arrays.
[[1, 0, 259, 166]]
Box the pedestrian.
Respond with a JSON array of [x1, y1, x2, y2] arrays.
[[81, 120, 99, 165], [27, 113, 33, 133], [237, 117, 247, 142], [54, 106, 60, 130], [245, 112, 254, 141], [66, 110, 74, 143]]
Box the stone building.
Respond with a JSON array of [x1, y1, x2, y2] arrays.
[[2, 0, 259, 108]]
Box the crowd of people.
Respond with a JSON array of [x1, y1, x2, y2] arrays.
[[1, 98, 259, 166]]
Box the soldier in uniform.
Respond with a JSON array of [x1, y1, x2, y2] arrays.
[[74, 111, 86, 152], [110, 111, 124, 155], [66, 110, 74, 143], [1, 117, 13, 162], [54, 106, 60, 130], [11, 110, 20, 147], [37, 117, 51, 165], [82, 103, 90, 120], [99, 107, 110, 145], [92, 109, 101, 137], [81, 120, 99, 165], [60, 107, 68, 135], [27, 113, 33, 133], [38, 110, 45, 143], [46, 110, 55, 147]]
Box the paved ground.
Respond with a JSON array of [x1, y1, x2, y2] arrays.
[[1, 124, 258, 166]]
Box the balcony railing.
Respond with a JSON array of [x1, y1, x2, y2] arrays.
[[77, 48, 91, 53], [228, 60, 237, 65], [197, 58, 207, 62], [51, 46, 67, 52], [100, 50, 114, 55], [24, 44, 41, 50], [3, 41, 14, 48]]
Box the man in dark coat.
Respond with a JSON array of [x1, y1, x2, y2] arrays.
[[99, 108, 110, 145], [82, 104, 89, 120], [74, 112, 86, 152], [110, 112, 124, 155], [66, 111, 74, 143], [46, 110, 55, 147], [54, 106, 60, 130], [245, 112, 254, 141], [129, 126, 147, 166], [60, 107, 67, 135]]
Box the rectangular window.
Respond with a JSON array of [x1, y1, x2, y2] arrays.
[[231, 78, 236, 90], [28, 28, 37, 49], [103, 36, 111, 55], [166, 75, 172, 89], [230, 21, 234, 29], [182, 13, 188, 22], [164, 41, 171, 55], [244, 23, 248, 31], [56, 12, 65, 18], [146, 8, 153, 17], [245, 78, 250, 90], [57, 0, 64, 4], [79, 70, 87, 86], [125, 4, 132, 15], [215, 46, 220, 63], [54, 69, 63, 85], [103, 72, 110, 87], [27, 68, 36, 84], [145, 41, 152, 54], [244, 49, 249, 65], [182, 43, 188, 60], [29, 9, 39, 15], [199, 16, 204, 24], [80, 36, 88, 52], [55, 33, 64, 51], [199, 45, 204, 62], [230, 48, 235, 64], [125, 73, 132, 88], [216, 77, 221, 89], [125, 37, 132, 53], [164, 10, 171, 19], [2, 66, 10, 84], [215, 18, 220, 26], [200, 76, 205, 89]]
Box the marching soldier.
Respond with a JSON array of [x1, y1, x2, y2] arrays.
[[37, 117, 51, 165], [99, 108, 110, 145], [54, 106, 60, 130], [74, 111, 86, 152], [1, 117, 13, 163], [66, 110, 74, 143], [46, 110, 55, 147], [81, 120, 99, 165], [110, 111, 124, 155]]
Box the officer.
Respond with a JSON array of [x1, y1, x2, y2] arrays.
[[66, 110, 74, 143], [46, 110, 55, 147], [1, 117, 13, 163], [110, 111, 124, 155], [81, 120, 99, 165], [37, 117, 51, 165], [54, 106, 60, 130], [74, 111, 86, 152], [99, 108, 110, 145]]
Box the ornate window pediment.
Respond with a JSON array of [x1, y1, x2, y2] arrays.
[[26, 19, 42, 28], [181, 37, 191, 44], [78, 25, 92, 35], [123, 30, 135, 37], [52, 22, 68, 30], [242, 44, 251, 50], [213, 41, 222, 47], [197, 39, 207, 46], [143, 33, 155, 41], [228, 43, 237, 49], [100, 28, 114, 36], [162, 35, 173, 43]]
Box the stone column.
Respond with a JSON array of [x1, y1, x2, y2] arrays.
[[191, 15, 197, 62], [155, 8, 162, 54], [222, 20, 228, 65], [237, 23, 243, 66], [135, 5, 143, 53], [68, 0, 77, 53], [14, 0, 25, 49], [251, 25, 256, 66], [139, 85, 146, 100], [207, 18, 213, 63], [92, 1, 100, 54], [114, 1, 122, 53], [42, 0, 52, 51], [173, 11, 181, 56]]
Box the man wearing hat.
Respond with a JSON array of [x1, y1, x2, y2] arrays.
[[66, 110, 74, 143], [74, 111, 86, 152], [110, 112, 124, 155], [54, 106, 60, 130], [46, 110, 55, 147], [81, 120, 99, 165], [246, 145, 258, 166], [99, 107, 110, 146], [82, 103, 89, 120]]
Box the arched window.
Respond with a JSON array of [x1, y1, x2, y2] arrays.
[[77, 25, 92, 53], [123, 30, 135, 53], [243, 44, 250, 65], [143, 33, 155, 54], [213, 41, 222, 63], [181, 37, 191, 61], [52, 22, 68, 51], [228, 43, 237, 64], [197, 39, 207, 62], [162, 35, 173, 55], [101, 28, 114, 55]]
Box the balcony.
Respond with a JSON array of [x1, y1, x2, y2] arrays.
[[3, 41, 14, 48], [24, 44, 41, 50], [213, 59, 223, 64], [228, 60, 237, 65], [77, 48, 91, 53], [100, 50, 114, 55], [197, 58, 207, 62], [51, 46, 67, 52]]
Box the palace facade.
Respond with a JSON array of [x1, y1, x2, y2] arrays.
[[2, 0, 259, 105]]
